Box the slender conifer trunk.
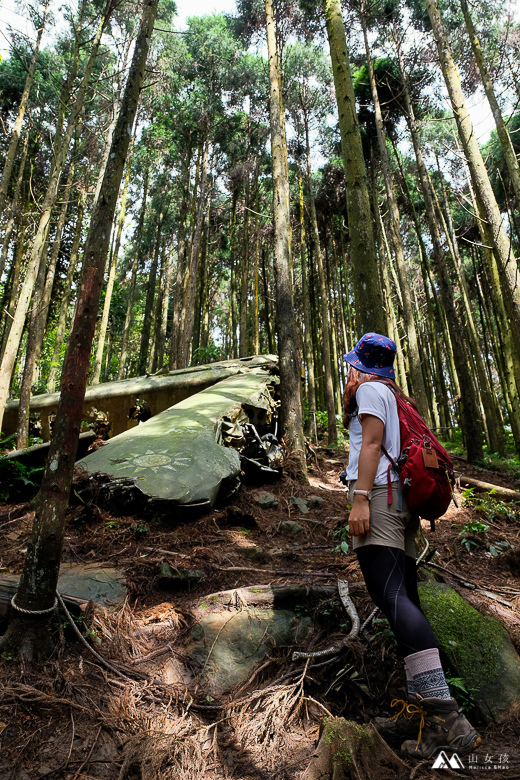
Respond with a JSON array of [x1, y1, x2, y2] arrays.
[[0, 0, 160, 660], [265, 0, 306, 475], [322, 0, 384, 333]]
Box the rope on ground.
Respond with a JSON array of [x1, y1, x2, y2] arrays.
[[56, 592, 148, 683]]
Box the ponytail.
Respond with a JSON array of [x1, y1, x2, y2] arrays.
[[342, 368, 418, 428]]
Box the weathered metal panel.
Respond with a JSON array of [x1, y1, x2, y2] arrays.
[[3, 355, 278, 440], [75, 368, 279, 509]]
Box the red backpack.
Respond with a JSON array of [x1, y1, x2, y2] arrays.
[[376, 381, 455, 527]]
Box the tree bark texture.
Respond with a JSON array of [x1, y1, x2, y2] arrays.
[[16, 158, 78, 448], [118, 165, 149, 379], [361, 18, 430, 422], [0, 129, 30, 279], [459, 0, 520, 211], [265, 0, 307, 477], [305, 125, 337, 444], [298, 169, 317, 442], [394, 32, 483, 462], [300, 718, 408, 780], [0, 2, 48, 215], [322, 0, 384, 335], [139, 203, 166, 374], [0, 0, 160, 659], [46, 187, 87, 393], [425, 0, 520, 338], [177, 141, 209, 369], [92, 134, 135, 385], [0, 2, 112, 431]]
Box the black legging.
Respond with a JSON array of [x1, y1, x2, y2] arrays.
[[356, 544, 438, 657]]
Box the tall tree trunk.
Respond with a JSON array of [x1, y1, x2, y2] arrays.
[[459, 0, 520, 210], [425, 0, 520, 337], [261, 247, 274, 354], [177, 141, 209, 369], [157, 242, 174, 370], [471, 185, 520, 453], [361, 16, 430, 421], [16, 158, 76, 448], [252, 210, 260, 355], [1, 185, 30, 356], [46, 186, 87, 393], [0, 0, 159, 660], [0, 128, 31, 279], [168, 146, 192, 369], [298, 166, 317, 441], [371, 167, 408, 393], [390, 137, 451, 429], [433, 167, 504, 453], [0, 2, 48, 215], [91, 134, 135, 384], [118, 165, 149, 380], [304, 123, 336, 443], [239, 120, 251, 358], [0, 2, 113, 430], [150, 244, 166, 372], [322, 0, 385, 334], [394, 29, 483, 462], [265, 0, 306, 476], [138, 222, 162, 375]]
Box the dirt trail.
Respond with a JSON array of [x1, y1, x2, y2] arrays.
[[0, 447, 519, 779]]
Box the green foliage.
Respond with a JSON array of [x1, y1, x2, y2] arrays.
[[445, 674, 477, 712], [0, 456, 43, 502], [58, 608, 100, 643], [463, 488, 520, 523], [333, 525, 350, 555], [313, 410, 347, 448], [454, 490, 518, 552], [481, 114, 520, 207], [191, 344, 226, 365]]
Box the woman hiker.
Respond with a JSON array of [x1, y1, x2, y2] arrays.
[[343, 332, 481, 759]]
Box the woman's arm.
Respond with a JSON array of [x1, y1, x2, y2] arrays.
[[348, 414, 384, 536]]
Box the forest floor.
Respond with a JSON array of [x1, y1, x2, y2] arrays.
[[1, 443, 520, 779]]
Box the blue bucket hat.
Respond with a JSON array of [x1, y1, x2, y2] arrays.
[[343, 333, 396, 379]]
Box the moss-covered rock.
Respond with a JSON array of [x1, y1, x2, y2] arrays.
[[419, 582, 520, 723], [186, 608, 312, 695]]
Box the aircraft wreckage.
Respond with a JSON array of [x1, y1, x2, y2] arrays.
[[75, 361, 281, 511], [2, 355, 278, 441]]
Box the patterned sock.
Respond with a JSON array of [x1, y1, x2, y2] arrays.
[[404, 648, 451, 700], [405, 665, 417, 699]]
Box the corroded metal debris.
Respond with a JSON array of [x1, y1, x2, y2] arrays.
[[75, 367, 280, 510]]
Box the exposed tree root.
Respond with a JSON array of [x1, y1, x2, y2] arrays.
[[299, 717, 408, 780]]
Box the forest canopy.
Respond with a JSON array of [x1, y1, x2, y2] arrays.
[[0, 0, 520, 466]]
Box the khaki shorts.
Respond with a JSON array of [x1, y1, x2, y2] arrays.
[[348, 480, 419, 558]]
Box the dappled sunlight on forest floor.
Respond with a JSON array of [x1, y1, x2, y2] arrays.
[[1, 446, 520, 779]]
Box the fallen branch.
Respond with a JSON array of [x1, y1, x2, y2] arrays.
[[424, 561, 512, 607], [215, 566, 337, 578], [458, 475, 520, 502]]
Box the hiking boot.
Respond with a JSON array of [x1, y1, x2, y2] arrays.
[[401, 696, 481, 759], [373, 696, 426, 741]]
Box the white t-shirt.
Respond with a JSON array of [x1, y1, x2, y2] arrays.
[[345, 382, 401, 485]]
